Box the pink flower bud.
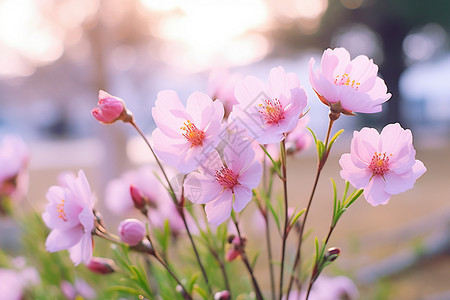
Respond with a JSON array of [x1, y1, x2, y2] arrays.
[[86, 257, 116, 274], [214, 290, 231, 300], [225, 235, 245, 262], [92, 90, 131, 124], [118, 219, 146, 246], [130, 184, 146, 210], [225, 248, 241, 262]]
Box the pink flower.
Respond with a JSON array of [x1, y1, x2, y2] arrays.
[[285, 115, 312, 156], [0, 135, 29, 199], [42, 170, 96, 265], [309, 47, 391, 114], [0, 269, 25, 300], [0, 265, 39, 300], [152, 90, 224, 173], [118, 218, 146, 246], [104, 166, 160, 215], [229, 66, 307, 144], [61, 279, 96, 300], [184, 137, 262, 225], [252, 116, 311, 164], [104, 166, 187, 234], [91, 90, 131, 124], [208, 69, 242, 118], [339, 123, 426, 206], [282, 276, 358, 300]]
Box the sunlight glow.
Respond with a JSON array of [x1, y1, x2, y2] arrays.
[[0, 0, 63, 77], [0, 0, 99, 78], [142, 0, 270, 72]]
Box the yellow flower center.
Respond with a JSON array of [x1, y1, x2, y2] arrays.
[[57, 199, 68, 222], [369, 152, 392, 179], [334, 74, 360, 90], [258, 98, 285, 124], [180, 120, 205, 147]]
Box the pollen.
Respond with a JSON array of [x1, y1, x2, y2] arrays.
[[369, 152, 392, 179], [57, 199, 68, 222], [180, 120, 205, 146], [215, 167, 238, 189], [334, 74, 360, 90], [258, 98, 285, 124]]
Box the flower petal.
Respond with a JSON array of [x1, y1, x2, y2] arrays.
[[339, 153, 371, 189], [232, 185, 252, 212], [69, 232, 93, 266], [45, 226, 83, 253], [238, 161, 263, 189], [364, 176, 391, 206], [205, 189, 233, 225], [184, 172, 222, 204]]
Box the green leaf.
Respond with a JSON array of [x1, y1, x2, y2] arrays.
[[314, 238, 320, 261], [251, 251, 260, 270], [130, 265, 152, 297], [263, 194, 280, 232], [260, 144, 282, 177], [331, 178, 338, 221], [327, 129, 344, 151], [193, 284, 210, 300], [107, 285, 143, 296], [307, 127, 324, 160], [342, 181, 350, 202], [345, 189, 364, 208], [187, 274, 199, 293], [289, 208, 305, 228]]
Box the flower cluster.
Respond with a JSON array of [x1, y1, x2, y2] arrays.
[[0, 135, 29, 203], [35, 47, 426, 300]]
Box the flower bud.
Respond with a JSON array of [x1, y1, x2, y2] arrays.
[[225, 248, 241, 262], [130, 185, 147, 211], [227, 234, 236, 244], [214, 290, 231, 300], [325, 247, 341, 262], [176, 284, 190, 299], [225, 235, 246, 262], [86, 257, 116, 274], [92, 90, 133, 124], [118, 219, 146, 246]]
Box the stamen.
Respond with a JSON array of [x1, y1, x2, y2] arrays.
[[57, 199, 68, 222], [369, 152, 392, 179], [215, 167, 238, 189], [180, 120, 205, 146], [334, 74, 360, 90], [258, 98, 285, 124]]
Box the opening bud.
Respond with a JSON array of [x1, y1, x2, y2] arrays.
[[86, 257, 116, 274], [118, 219, 146, 246], [325, 247, 341, 262], [92, 90, 133, 124], [214, 290, 231, 300]]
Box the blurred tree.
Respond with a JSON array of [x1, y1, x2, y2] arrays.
[[271, 0, 450, 127]]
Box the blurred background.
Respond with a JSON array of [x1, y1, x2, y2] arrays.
[[1, 0, 450, 299]]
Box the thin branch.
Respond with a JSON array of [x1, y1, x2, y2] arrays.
[[233, 216, 264, 300]]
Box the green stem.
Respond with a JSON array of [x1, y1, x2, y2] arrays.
[[232, 215, 264, 300], [153, 253, 193, 300], [285, 117, 336, 299], [278, 139, 289, 300], [130, 121, 211, 294], [130, 121, 176, 201]]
